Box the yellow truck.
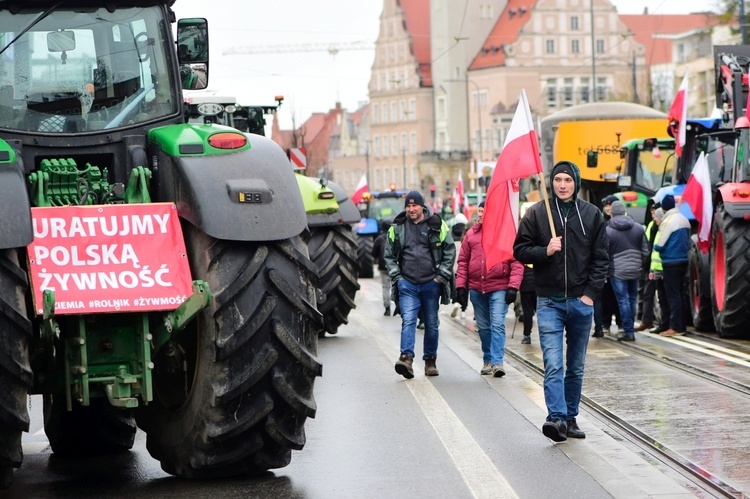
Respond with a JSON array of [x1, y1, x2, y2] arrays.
[[539, 102, 668, 206]]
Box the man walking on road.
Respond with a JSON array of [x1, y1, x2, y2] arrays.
[[606, 201, 649, 342], [513, 161, 609, 442], [385, 191, 455, 379]]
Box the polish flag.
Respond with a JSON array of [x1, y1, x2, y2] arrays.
[[482, 90, 542, 270], [452, 170, 469, 218], [680, 151, 712, 253], [351, 173, 368, 204], [668, 72, 688, 158]]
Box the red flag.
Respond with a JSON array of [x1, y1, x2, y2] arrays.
[[351, 173, 368, 204], [482, 90, 542, 270], [452, 170, 468, 217], [681, 151, 712, 253], [668, 72, 688, 158]]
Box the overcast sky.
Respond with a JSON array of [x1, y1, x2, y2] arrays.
[[172, 0, 721, 130]]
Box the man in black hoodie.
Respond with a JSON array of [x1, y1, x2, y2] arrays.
[[513, 161, 609, 442]]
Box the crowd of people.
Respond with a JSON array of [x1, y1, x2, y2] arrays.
[[373, 164, 689, 443]]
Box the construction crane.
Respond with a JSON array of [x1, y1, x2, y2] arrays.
[[223, 40, 375, 56]]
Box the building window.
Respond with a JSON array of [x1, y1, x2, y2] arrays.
[[547, 78, 557, 108], [392, 133, 398, 156], [374, 136, 380, 157], [391, 102, 398, 122], [382, 103, 388, 123], [474, 129, 481, 152], [438, 131, 446, 150], [563, 78, 574, 107], [596, 77, 607, 101], [409, 99, 416, 120], [570, 16, 579, 30], [373, 105, 379, 125], [401, 133, 407, 153], [571, 39, 580, 54], [596, 39, 605, 54], [677, 43, 686, 63], [410, 132, 417, 154], [580, 77, 590, 103], [546, 39, 555, 54], [438, 97, 446, 120], [472, 89, 488, 109], [383, 135, 389, 157], [375, 169, 381, 191], [400, 99, 406, 121]]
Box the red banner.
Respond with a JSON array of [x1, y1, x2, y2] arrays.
[[27, 203, 193, 315]]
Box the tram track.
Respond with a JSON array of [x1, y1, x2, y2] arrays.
[[506, 340, 747, 498]]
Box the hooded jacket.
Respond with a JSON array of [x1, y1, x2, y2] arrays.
[[606, 214, 649, 280], [384, 207, 456, 304], [456, 222, 524, 293], [653, 207, 690, 265], [513, 161, 609, 300]]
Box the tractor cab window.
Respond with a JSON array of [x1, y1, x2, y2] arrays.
[[738, 128, 750, 182], [633, 141, 675, 192], [0, 6, 179, 134], [697, 132, 735, 184]]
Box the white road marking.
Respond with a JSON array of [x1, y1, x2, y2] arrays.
[[655, 335, 750, 368], [371, 331, 518, 499]]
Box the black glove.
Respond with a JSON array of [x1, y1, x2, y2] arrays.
[[505, 288, 518, 304], [456, 288, 469, 311]]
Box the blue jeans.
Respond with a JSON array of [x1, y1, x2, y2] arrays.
[[398, 278, 440, 359], [537, 297, 594, 421], [610, 277, 638, 336], [470, 289, 509, 365]]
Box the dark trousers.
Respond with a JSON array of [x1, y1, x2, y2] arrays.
[[663, 262, 687, 333], [520, 290, 537, 335], [594, 279, 621, 332], [641, 277, 668, 327]]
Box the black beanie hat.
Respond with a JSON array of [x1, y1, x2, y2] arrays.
[[602, 195, 618, 206], [551, 162, 575, 179], [661, 194, 676, 211], [404, 190, 426, 208]]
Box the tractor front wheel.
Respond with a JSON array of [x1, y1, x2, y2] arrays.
[[307, 226, 360, 335], [0, 249, 32, 489], [355, 234, 375, 278], [687, 239, 713, 332], [136, 226, 322, 478], [710, 204, 750, 338]]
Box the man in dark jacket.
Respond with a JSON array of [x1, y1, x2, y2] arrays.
[[513, 161, 609, 442], [385, 191, 455, 378], [606, 201, 649, 342]]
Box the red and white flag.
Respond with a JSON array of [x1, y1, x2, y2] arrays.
[[482, 90, 542, 270], [351, 173, 368, 204], [452, 170, 470, 218], [681, 151, 712, 253], [668, 72, 688, 158]]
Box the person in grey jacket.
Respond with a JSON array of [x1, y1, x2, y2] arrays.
[[606, 201, 649, 342], [385, 191, 455, 378]]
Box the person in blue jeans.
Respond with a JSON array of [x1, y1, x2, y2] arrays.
[[455, 202, 524, 377], [384, 190, 455, 378], [514, 161, 609, 442], [606, 201, 649, 342]]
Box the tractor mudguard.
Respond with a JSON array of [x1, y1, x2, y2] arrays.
[[0, 159, 33, 249], [154, 130, 306, 241], [326, 180, 362, 225]]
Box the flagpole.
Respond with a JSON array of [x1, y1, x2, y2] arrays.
[[536, 173, 557, 239]]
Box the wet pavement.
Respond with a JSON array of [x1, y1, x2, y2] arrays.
[[12, 273, 750, 497]]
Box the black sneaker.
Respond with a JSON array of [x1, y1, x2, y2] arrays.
[[521, 335, 531, 344], [616, 333, 635, 342], [394, 354, 414, 379], [566, 418, 586, 439], [542, 419, 568, 442], [384, 306, 391, 316]]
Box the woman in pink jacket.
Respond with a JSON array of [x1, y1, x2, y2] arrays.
[[455, 202, 524, 377]]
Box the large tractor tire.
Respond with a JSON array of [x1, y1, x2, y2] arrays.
[[710, 204, 750, 338], [43, 396, 136, 456], [688, 239, 714, 332], [0, 249, 32, 489], [136, 226, 322, 478], [355, 234, 375, 278], [307, 225, 360, 335]]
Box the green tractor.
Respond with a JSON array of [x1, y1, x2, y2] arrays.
[[0, 1, 322, 487], [184, 92, 361, 336], [295, 175, 361, 336]]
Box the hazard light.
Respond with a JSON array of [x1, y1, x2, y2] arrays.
[[389, 183, 397, 191], [318, 191, 335, 200], [621, 191, 638, 202], [208, 132, 247, 149]]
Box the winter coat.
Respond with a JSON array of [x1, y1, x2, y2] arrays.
[[513, 161, 609, 300], [455, 222, 523, 293], [372, 232, 388, 270], [653, 208, 690, 265], [384, 208, 456, 305], [606, 215, 649, 280]]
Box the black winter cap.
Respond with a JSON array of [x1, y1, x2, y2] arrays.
[[404, 190, 426, 208]]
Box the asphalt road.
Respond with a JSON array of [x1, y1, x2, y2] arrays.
[[8, 273, 694, 498]]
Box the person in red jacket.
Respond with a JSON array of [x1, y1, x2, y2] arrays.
[[455, 202, 524, 377]]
